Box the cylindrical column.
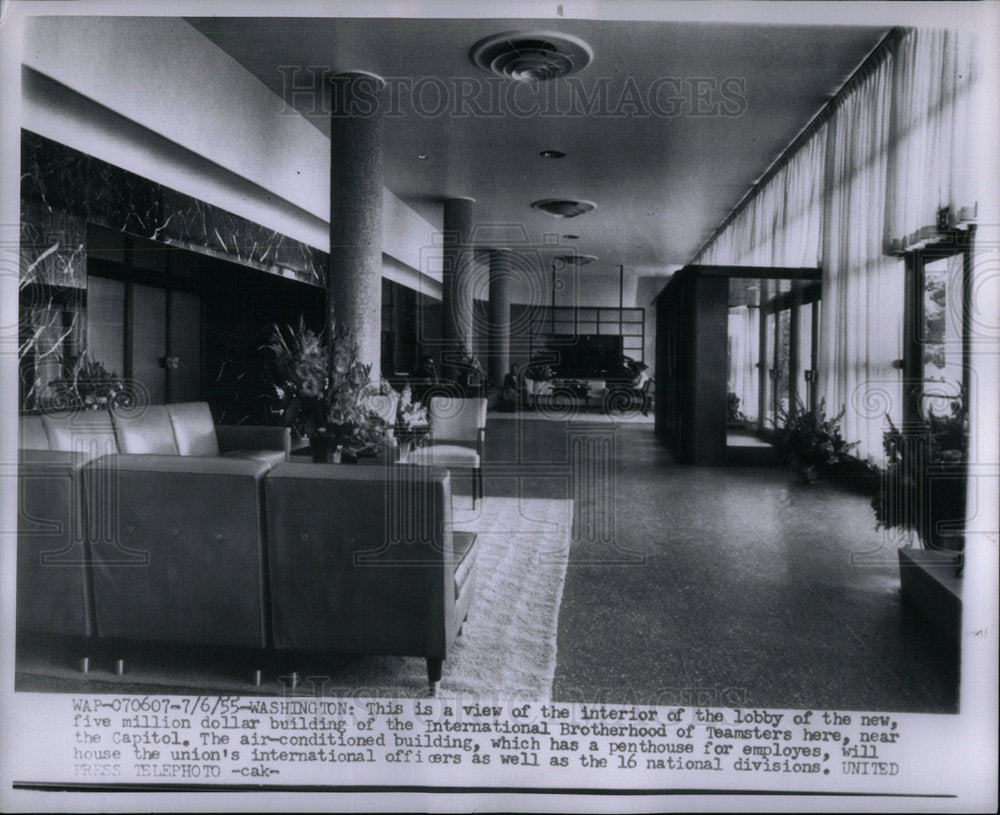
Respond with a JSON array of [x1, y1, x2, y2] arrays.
[[488, 248, 513, 386], [441, 196, 475, 379], [328, 71, 385, 381]]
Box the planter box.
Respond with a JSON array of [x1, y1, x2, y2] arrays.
[[898, 547, 962, 648]]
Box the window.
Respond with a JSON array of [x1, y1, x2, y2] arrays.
[[904, 232, 972, 426]]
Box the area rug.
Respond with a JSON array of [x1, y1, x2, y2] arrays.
[[15, 497, 573, 702], [490, 409, 654, 424]]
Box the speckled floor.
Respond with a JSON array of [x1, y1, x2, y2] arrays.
[[482, 417, 959, 713]]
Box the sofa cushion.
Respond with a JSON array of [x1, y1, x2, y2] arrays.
[[113, 405, 179, 454], [42, 411, 119, 460], [407, 444, 480, 467], [20, 415, 50, 450], [167, 402, 220, 456]]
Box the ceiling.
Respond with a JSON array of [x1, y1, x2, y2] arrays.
[[188, 16, 888, 278]]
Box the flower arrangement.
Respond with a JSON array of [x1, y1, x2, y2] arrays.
[[776, 397, 859, 483], [395, 385, 429, 443], [41, 350, 125, 411], [71, 353, 125, 410], [268, 317, 385, 458]]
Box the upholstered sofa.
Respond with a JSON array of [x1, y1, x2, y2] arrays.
[[18, 410, 477, 692], [16, 403, 290, 645], [264, 463, 478, 693]]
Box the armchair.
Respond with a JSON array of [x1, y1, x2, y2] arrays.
[[405, 396, 487, 508]]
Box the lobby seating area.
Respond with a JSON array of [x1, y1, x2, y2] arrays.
[[17, 404, 477, 693]]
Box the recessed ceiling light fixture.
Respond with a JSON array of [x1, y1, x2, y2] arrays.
[[417, 154, 427, 160], [470, 31, 594, 82], [539, 149, 566, 159], [531, 199, 596, 218]]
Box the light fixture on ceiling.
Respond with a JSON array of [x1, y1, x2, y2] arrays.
[[470, 31, 593, 82], [531, 199, 596, 218], [557, 254, 598, 266], [539, 149, 566, 159], [417, 154, 427, 160], [562, 234, 579, 240]]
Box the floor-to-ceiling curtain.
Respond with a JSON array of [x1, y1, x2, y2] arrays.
[[883, 28, 981, 253], [695, 26, 984, 467], [699, 127, 828, 435], [695, 125, 827, 269], [818, 55, 905, 465]]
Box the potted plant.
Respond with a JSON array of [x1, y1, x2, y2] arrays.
[[776, 397, 859, 483], [873, 398, 967, 553], [873, 398, 966, 642], [267, 317, 385, 462], [38, 350, 128, 413], [727, 392, 747, 427]]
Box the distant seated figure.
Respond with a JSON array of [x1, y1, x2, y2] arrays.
[[616, 355, 636, 381], [502, 364, 526, 406], [414, 354, 438, 381], [412, 354, 439, 404], [455, 347, 486, 397], [629, 361, 652, 416]]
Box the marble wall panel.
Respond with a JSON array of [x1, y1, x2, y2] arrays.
[[19, 202, 88, 289], [87, 161, 160, 239], [157, 187, 211, 248], [20, 130, 89, 218], [20, 131, 327, 287]]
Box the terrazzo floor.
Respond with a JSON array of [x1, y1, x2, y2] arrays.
[[481, 416, 959, 714]]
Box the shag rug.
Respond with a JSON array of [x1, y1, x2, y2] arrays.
[[15, 497, 573, 702]]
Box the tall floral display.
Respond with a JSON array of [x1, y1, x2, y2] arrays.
[[268, 317, 385, 461]]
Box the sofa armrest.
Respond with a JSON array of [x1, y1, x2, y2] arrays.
[[265, 464, 459, 656], [17, 450, 94, 636], [216, 424, 291, 459]]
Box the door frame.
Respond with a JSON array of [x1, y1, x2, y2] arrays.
[[85, 226, 206, 403]]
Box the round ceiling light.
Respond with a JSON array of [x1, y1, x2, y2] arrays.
[[470, 31, 594, 82], [531, 199, 597, 218]]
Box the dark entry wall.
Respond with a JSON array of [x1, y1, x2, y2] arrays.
[[19, 129, 329, 416]]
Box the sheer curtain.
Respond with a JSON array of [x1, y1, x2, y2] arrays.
[[694, 26, 982, 466], [818, 55, 904, 465], [884, 28, 981, 253], [694, 124, 827, 269], [727, 305, 759, 423]]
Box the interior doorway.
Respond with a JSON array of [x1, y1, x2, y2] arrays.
[[86, 225, 204, 405], [727, 276, 820, 452]]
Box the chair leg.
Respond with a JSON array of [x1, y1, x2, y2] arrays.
[[477, 467, 484, 503], [250, 648, 265, 687], [427, 658, 443, 696]]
